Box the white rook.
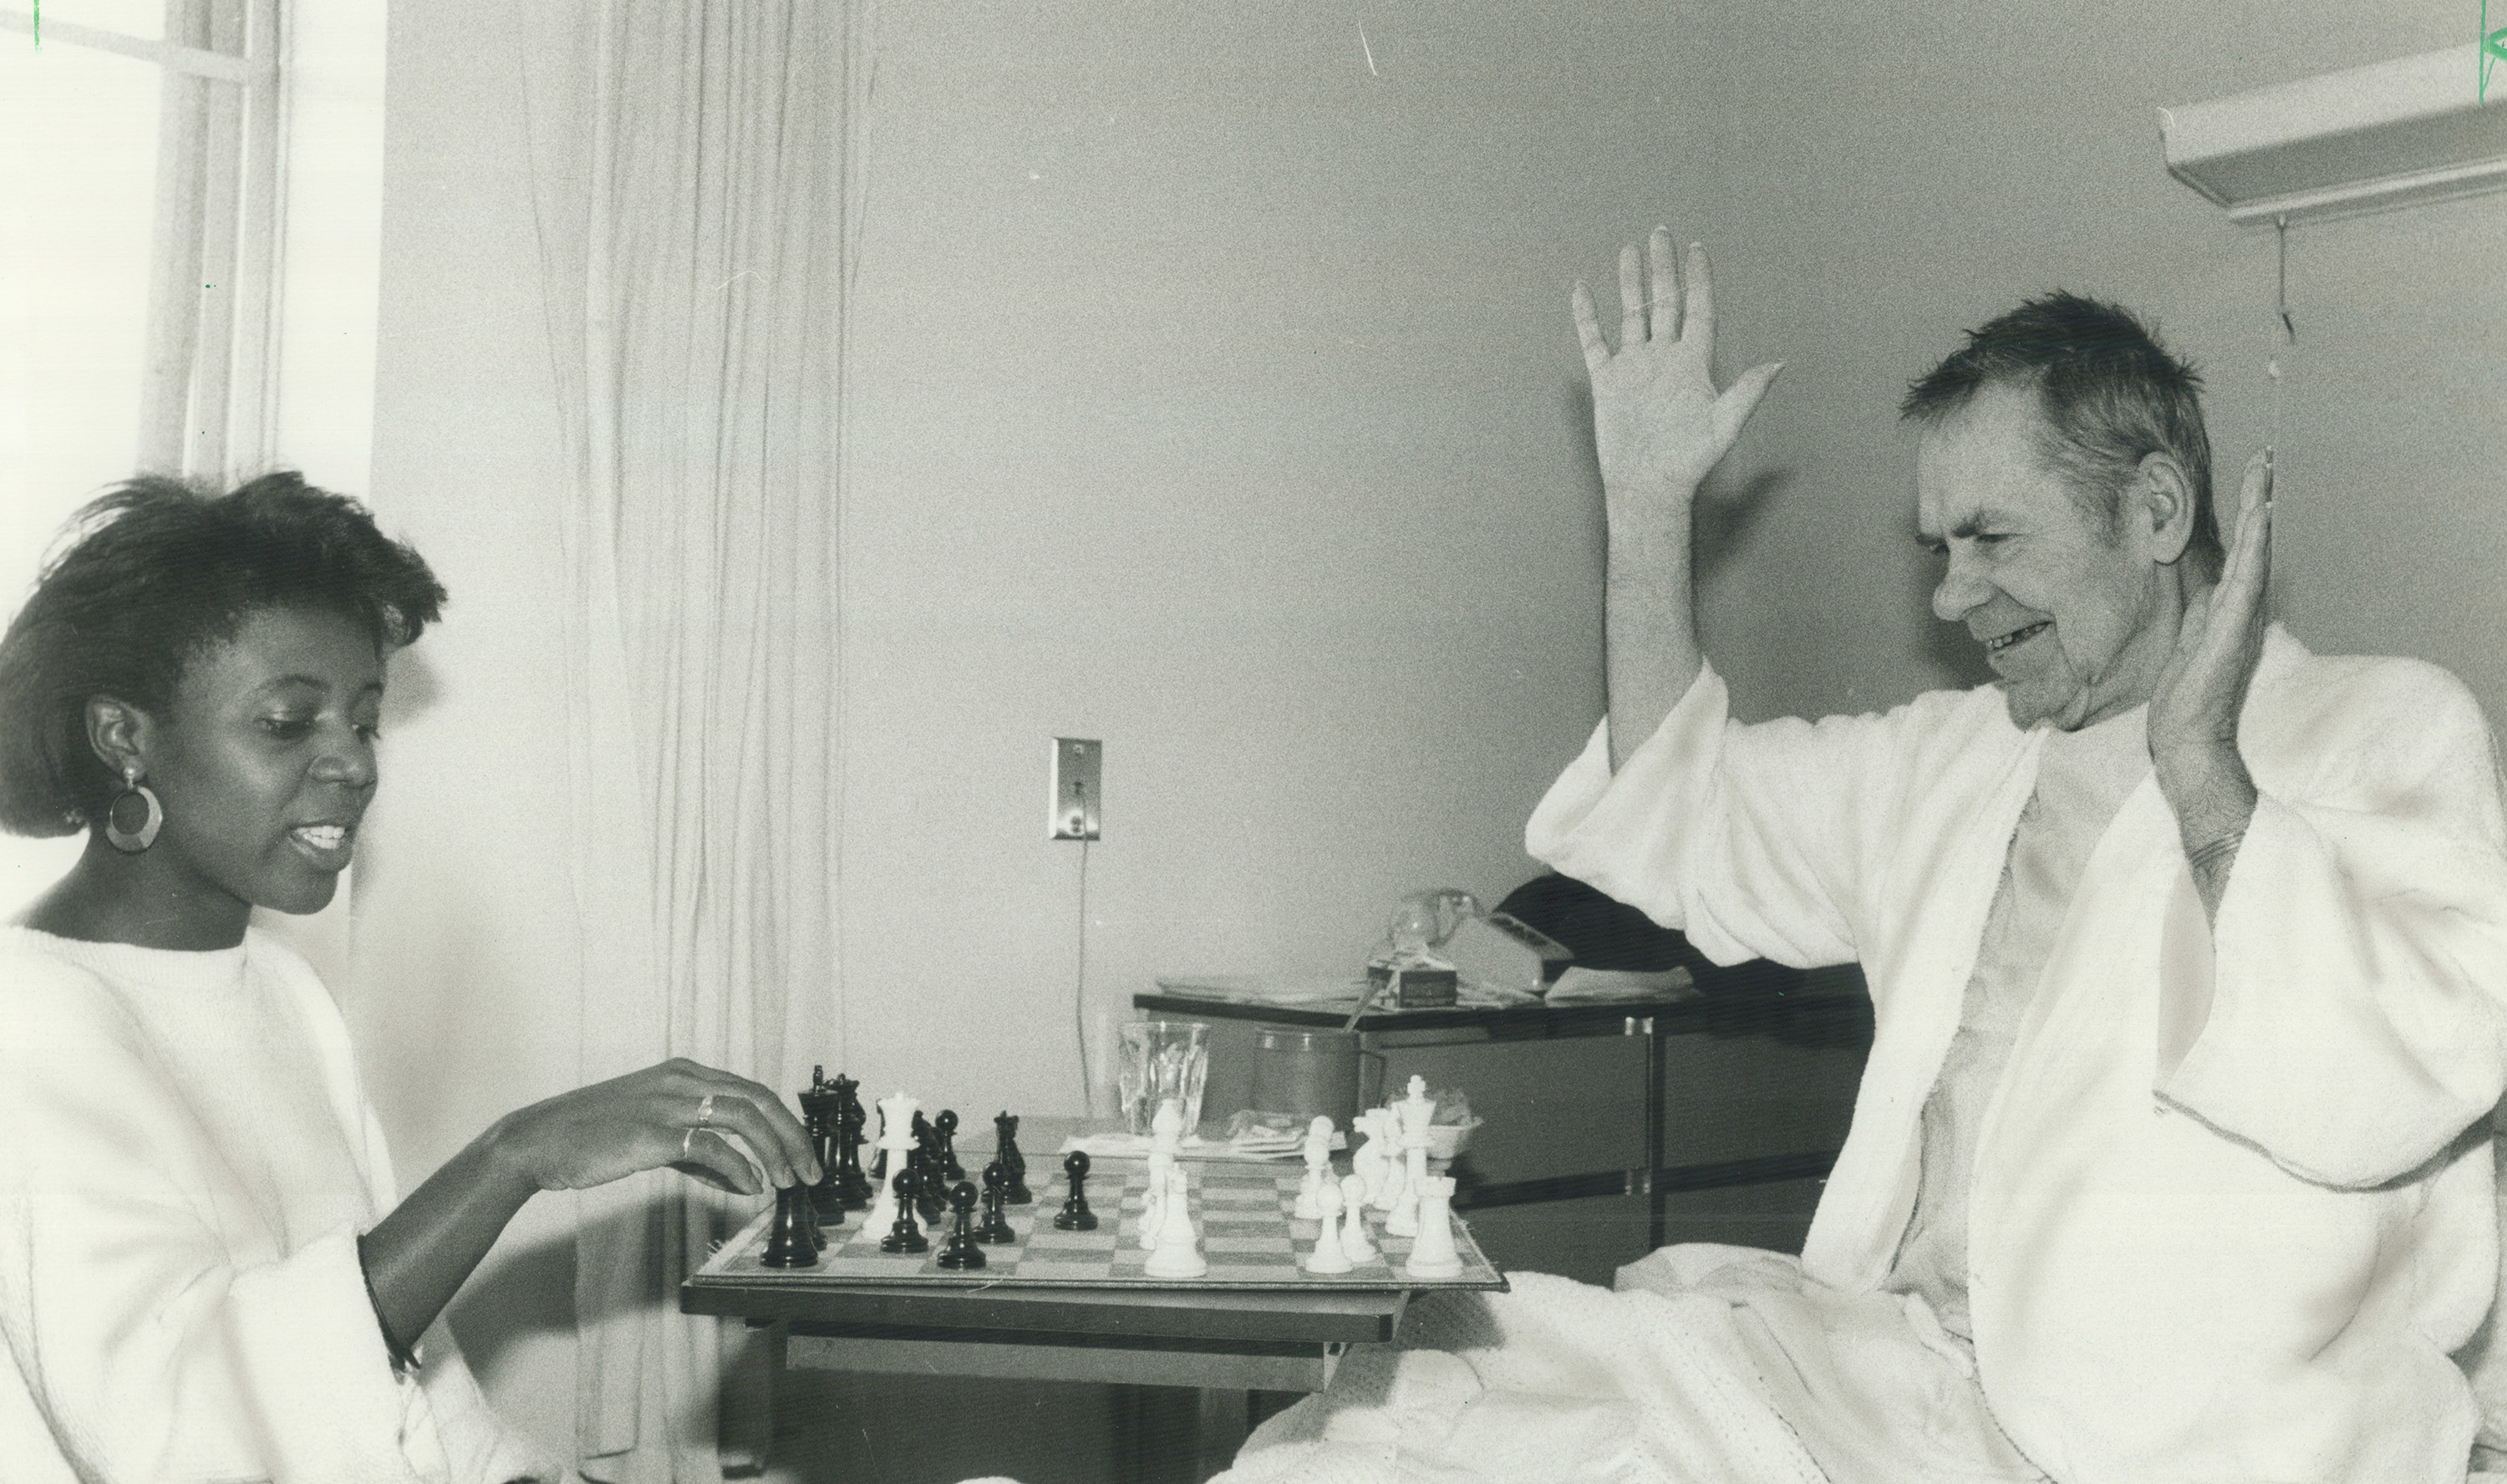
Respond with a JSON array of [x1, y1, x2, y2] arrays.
[[1402, 1173, 1462, 1279]]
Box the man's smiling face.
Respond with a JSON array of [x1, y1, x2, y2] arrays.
[[1916, 382, 2178, 731]]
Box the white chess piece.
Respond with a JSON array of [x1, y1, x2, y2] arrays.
[[1386, 1078, 1434, 1238], [1143, 1165, 1208, 1278], [1369, 1110, 1406, 1214], [1349, 1110, 1382, 1204], [1140, 1098, 1184, 1249], [864, 1091, 918, 1235], [1303, 1177, 1354, 1274], [1401, 1173, 1463, 1278], [1294, 1116, 1334, 1219], [1336, 1173, 1377, 1263]]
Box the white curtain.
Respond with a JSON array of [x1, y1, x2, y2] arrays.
[[518, 4, 872, 1478]]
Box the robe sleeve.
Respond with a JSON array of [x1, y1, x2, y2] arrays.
[[2159, 662, 2507, 1189], [1526, 661, 1914, 970], [0, 962, 422, 1484]]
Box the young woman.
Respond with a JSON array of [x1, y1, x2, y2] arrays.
[[0, 474, 820, 1483]]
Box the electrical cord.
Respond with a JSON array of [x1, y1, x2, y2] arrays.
[[1075, 833, 1092, 1118]]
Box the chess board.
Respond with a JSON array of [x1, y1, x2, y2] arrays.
[[692, 1159, 1508, 1292]]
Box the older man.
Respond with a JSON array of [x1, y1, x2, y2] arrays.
[[1218, 235, 2507, 1484], [1526, 231, 2507, 1481]]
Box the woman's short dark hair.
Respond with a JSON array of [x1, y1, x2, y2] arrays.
[[0, 472, 446, 837], [1901, 292, 2221, 579]]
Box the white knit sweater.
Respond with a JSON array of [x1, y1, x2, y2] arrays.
[[0, 925, 556, 1484]]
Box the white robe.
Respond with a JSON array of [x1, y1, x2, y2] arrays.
[[1528, 626, 2507, 1483], [0, 926, 560, 1484]]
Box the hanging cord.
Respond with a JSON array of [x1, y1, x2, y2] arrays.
[[2268, 215, 2297, 464], [1074, 832, 1093, 1117]]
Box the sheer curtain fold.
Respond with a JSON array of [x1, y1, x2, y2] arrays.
[[519, 3, 862, 1478]]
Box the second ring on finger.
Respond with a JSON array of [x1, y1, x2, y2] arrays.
[[696, 1092, 718, 1127]]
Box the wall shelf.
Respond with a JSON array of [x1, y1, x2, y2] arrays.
[[2160, 43, 2507, 224]]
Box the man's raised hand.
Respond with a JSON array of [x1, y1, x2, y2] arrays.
[[2148, 450, 2272, 915], [1573, 228, 1783, 499], [2149, 450, 2273, 774]]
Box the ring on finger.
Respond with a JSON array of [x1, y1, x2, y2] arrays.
[[682, 1126, 698, 1159], [696, 1093, 717, 1127]]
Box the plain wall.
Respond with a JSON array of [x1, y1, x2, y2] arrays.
[[350, 0, 2506, 1475]]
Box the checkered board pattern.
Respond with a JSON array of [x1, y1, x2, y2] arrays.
[[694, 1159, 1507, 1291]]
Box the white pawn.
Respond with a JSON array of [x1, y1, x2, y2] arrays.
[[1143, 1166, 1208, 1278], [1337, 1173, 1377, 1263], [1303, 1178, 1353, 1274], [1401, 1173, 1462, 1278], [1294, 1116, 1334, 1219]]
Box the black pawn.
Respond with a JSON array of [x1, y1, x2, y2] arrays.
[[996, 1111, 1032, 1204], [934, 1182, 988, 1270], [877, 1171, 928, 1254], [933, 1109, 966, 1182], [974, 1161, 1017, 1244], [760, 1187, 820, 1268], [1054, 1149, 1098, 1231]]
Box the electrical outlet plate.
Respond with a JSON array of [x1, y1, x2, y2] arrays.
[[1050, 737, 1101, 841]]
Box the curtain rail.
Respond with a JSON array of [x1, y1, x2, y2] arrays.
[[0, 11, 269, 84]]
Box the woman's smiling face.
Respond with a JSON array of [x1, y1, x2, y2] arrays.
[[124, 606, 385, 918]]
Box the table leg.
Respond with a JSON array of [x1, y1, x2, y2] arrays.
[[1194, 1389, 1250, 1481]]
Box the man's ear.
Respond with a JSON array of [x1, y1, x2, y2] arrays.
[[2132, 452, 2196, 566], [85, 696, 153, 785]]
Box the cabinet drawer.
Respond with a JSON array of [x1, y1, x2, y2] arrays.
[[1370, 1034, 1647, 1187], [1655, 1177, 1828, 1256], [1657, 1031, 1864, 1166], [1447, 1191, 1653, 1290]]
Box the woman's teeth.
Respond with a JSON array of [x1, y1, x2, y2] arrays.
[[1987, 622, 2050, 653], [292, 825, 348, 851]]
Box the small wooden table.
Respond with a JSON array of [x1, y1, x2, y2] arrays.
[[680, 1118, 1430, 1481]]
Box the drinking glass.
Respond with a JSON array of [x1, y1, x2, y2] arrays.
[[1118, 1019, 1210, 1136]]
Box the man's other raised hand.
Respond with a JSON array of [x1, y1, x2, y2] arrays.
[[1573, 228, 1783, 501]]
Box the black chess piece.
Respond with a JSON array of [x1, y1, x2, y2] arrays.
[[800, 1069, 844, 1222], [1054, 1149, 1098, 1231], [974, 1161, 1017, 1243], [877, 1171, 928, 1254], [800, 1182, 826, 1252], [995, 1111, 1032, 1204], [909, 1146, 944, 1224], [833, 1080, 872, 1209], [761, 1186, 820, 1268], [934, 1181, 988, 1270], [933, 1109, 966, 1182]]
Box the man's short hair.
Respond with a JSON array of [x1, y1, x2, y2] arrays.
[[1900, 292, 2222, 578]]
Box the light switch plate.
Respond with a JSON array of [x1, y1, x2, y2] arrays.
[[1050, 737, 1101, 841]]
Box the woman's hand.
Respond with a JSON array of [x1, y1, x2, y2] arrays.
[[1573, 228, 1783, 501], [489, 1058, 821, 1197]]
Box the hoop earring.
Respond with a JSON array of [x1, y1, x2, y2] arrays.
[[104, 780, 163, 854]]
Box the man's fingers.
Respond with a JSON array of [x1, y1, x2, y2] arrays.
[[2215, 451, 2272, 613], [1617, 242, 1645, 349], [1571, 282, 1609, 374], [1647, 226, 1679, 343], [1684, 241, 1714, 355]]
